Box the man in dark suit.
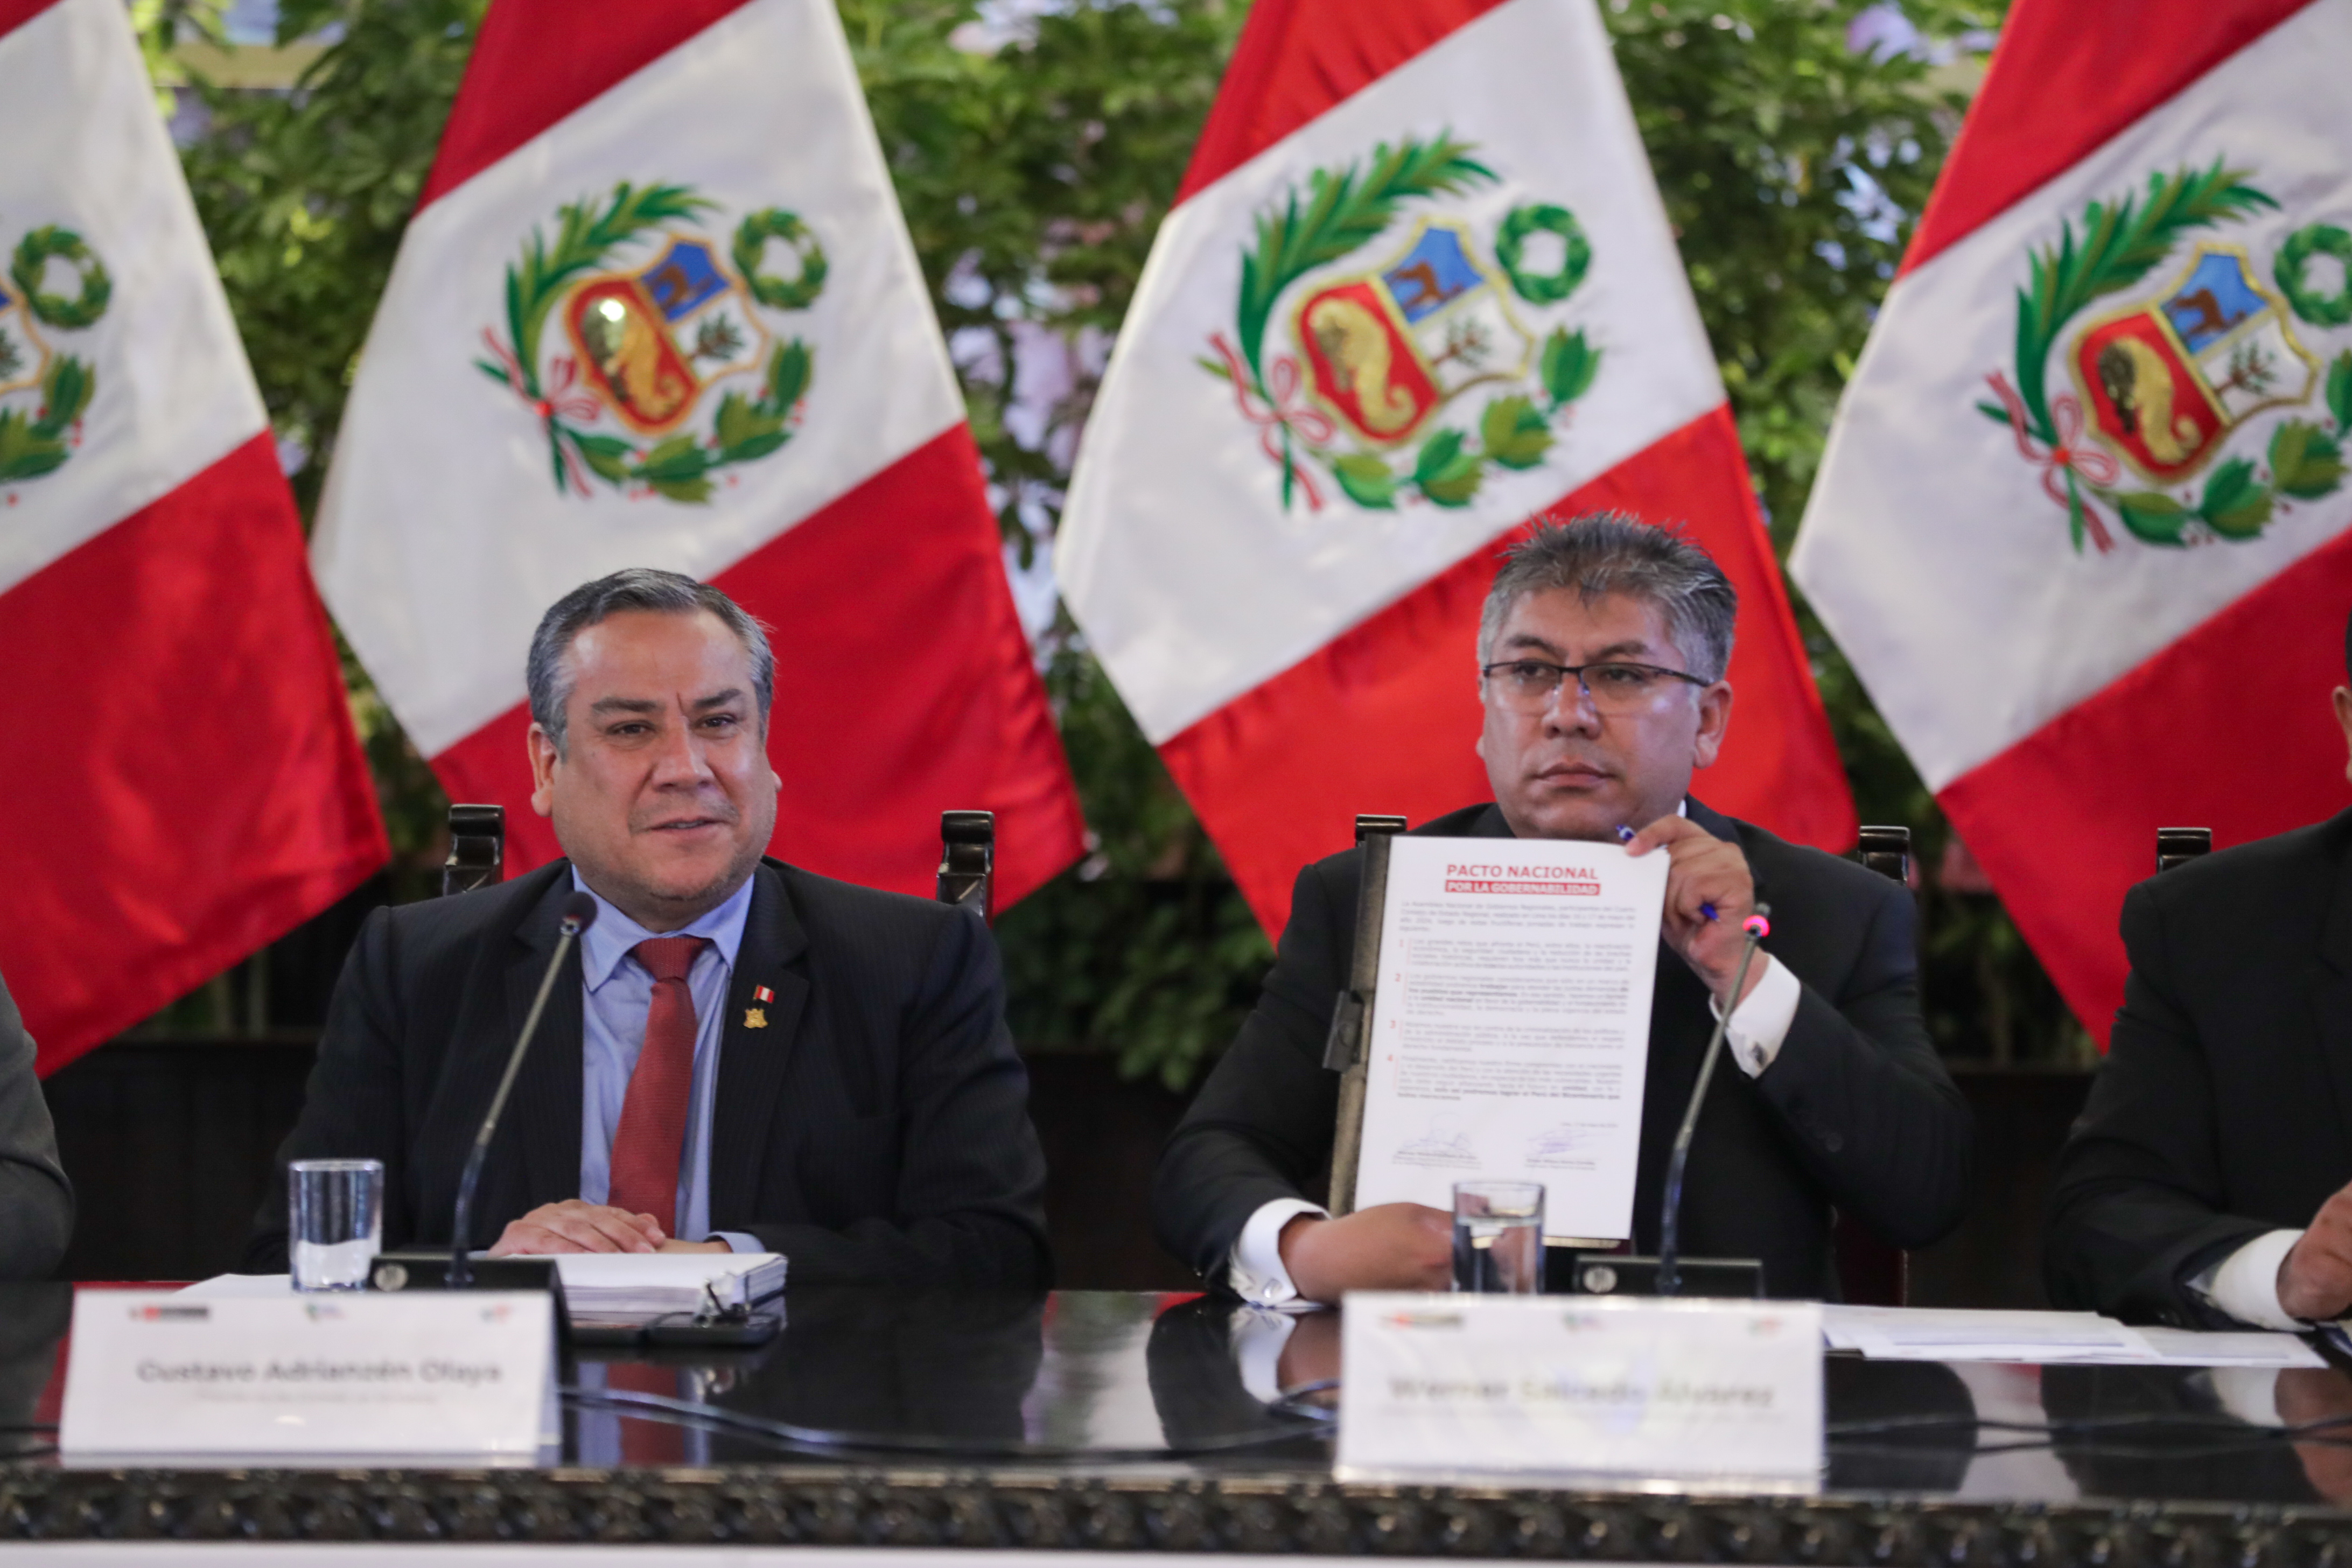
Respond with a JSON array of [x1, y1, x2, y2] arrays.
[[247, 569, 1048, 1287], [2047, 635, 2352, 1327], [1152, 515, 1970, 1303]]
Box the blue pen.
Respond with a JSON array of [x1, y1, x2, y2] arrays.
[[1618, 823, 1717, 921]]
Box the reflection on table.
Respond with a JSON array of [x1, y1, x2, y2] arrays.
[[2044, 1360, 2352, 1507], [0, 1284, 65, 1461], [6, 1282, 2352, 1507]]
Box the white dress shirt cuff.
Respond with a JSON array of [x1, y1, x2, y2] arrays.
[[2191, 1228, 2305, 1330], [1707, 955, 1802, 1077], [1228, 1198, 1329, 1306], [712, 1230, 765, 1254]]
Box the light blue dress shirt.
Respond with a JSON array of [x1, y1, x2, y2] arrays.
[[571, 870, 760, 1254]]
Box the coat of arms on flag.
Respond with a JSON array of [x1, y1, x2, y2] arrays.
[[319, 0, 1082, 907], [0, 0, 387, 1072], [1983, 158, 2352, 554], [0, 224, 109, 488], [477, 181, 824, 505], [1063, 0, 1854, 937], [1204, 133, 1600, 513], [1792, 0, 2352, 1047]]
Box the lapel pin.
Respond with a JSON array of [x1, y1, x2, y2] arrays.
[[744, 1006, 768, 1029], [752, 985, 775, 1003]]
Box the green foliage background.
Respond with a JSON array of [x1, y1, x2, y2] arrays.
[[149, 0, 2080, 1082]]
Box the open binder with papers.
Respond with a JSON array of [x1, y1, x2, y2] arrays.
[[362, 1249, 787, 1347], [180, 1251, 788, 1348], [552, 1252, 787, 1321]]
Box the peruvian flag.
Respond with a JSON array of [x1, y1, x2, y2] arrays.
[[313, 0, 1084, 904], [1056, 0, 1853, 935], [1792, 0, 2352, 1039], [0, 0, 387, 1073]]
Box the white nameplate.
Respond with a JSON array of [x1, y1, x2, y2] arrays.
[[60, 1290, 555, 1462], [1337, 1293, 1823, 1491]]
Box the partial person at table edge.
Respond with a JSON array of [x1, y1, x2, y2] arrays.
[[243, 569, 1050, 1287], [2047, 611, 2352, 1328], [0, 965, 73, 1280], [1150, 513, 1972, 1306]]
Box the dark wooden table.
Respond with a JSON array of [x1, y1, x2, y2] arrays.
[[6, 1284, 2351, 1557]]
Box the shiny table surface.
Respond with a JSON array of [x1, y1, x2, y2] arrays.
[[8, 1283, 2352, 1510]]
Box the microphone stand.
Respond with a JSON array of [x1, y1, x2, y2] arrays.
[[1656, 903, 1770, 1298], [448, 893, 597, 1288]]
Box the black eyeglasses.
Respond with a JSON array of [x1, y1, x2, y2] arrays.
[[1480, 659, 1709, 714]]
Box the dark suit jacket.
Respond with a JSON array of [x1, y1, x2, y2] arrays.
[[2047, 807, 2352, 1326], [1151, 800, 1972, 1298], [244, 858, 1050, 1287], [0, 969, 71, 1282]]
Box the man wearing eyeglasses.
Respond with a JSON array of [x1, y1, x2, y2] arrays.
[[1151, 514, 1971, 1311]]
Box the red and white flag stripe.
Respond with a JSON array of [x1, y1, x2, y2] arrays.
[[1793, 0, 2352, 1038], [0, 0, 386, 1072], [312, 0, 1083, 905], [1058, 0, 1852, 934]]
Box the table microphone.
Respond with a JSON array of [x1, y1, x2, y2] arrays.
[[446, 890, 598, 1287], [1655, 902, 1770, 1297]]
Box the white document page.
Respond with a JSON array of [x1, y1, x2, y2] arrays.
[[1824, 1307, 2325, 1367], [2132, 1328, 2325, 1368], [1822, 1305, 2161, 1362], [1352, 836, 1669, 1238]]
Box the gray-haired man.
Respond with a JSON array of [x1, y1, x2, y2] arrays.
[[1151, 515, 1970, 1308], [247, 569, 1051, 1286]]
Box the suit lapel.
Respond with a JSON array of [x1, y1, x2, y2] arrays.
[[1667, 800, 1746, 1052], [1465, 803, 1514, 838], [709, 861, 810, 1226], [505, 872, 586, 1209], [1683, 796, 1746, 850], [1685, 796, 1769, 921]]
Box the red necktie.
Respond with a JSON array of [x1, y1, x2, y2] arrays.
[[606, 935, 709, 1228]]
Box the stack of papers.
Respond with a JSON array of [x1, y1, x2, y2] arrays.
[[1822, 1305, 2321, 1367], [552, 1252, 786, 1319]]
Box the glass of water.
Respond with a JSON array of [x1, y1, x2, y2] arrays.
[[290, 1158, 383, 1291], [1452, 1180, 1545, 1294]]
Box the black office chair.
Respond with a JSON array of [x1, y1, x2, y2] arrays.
[[1856, 824, 1912, 885], [937, 810, 995, 920], [441, 806, 1009, 909], [2157, 827, 2212, 872], [1835, 825, 1913, 1307], [442, 804, 505, 897]]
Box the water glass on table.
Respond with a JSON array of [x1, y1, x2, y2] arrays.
[[290, 1158, 383, 1291], [1452, 1180, 1545, 1294]]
